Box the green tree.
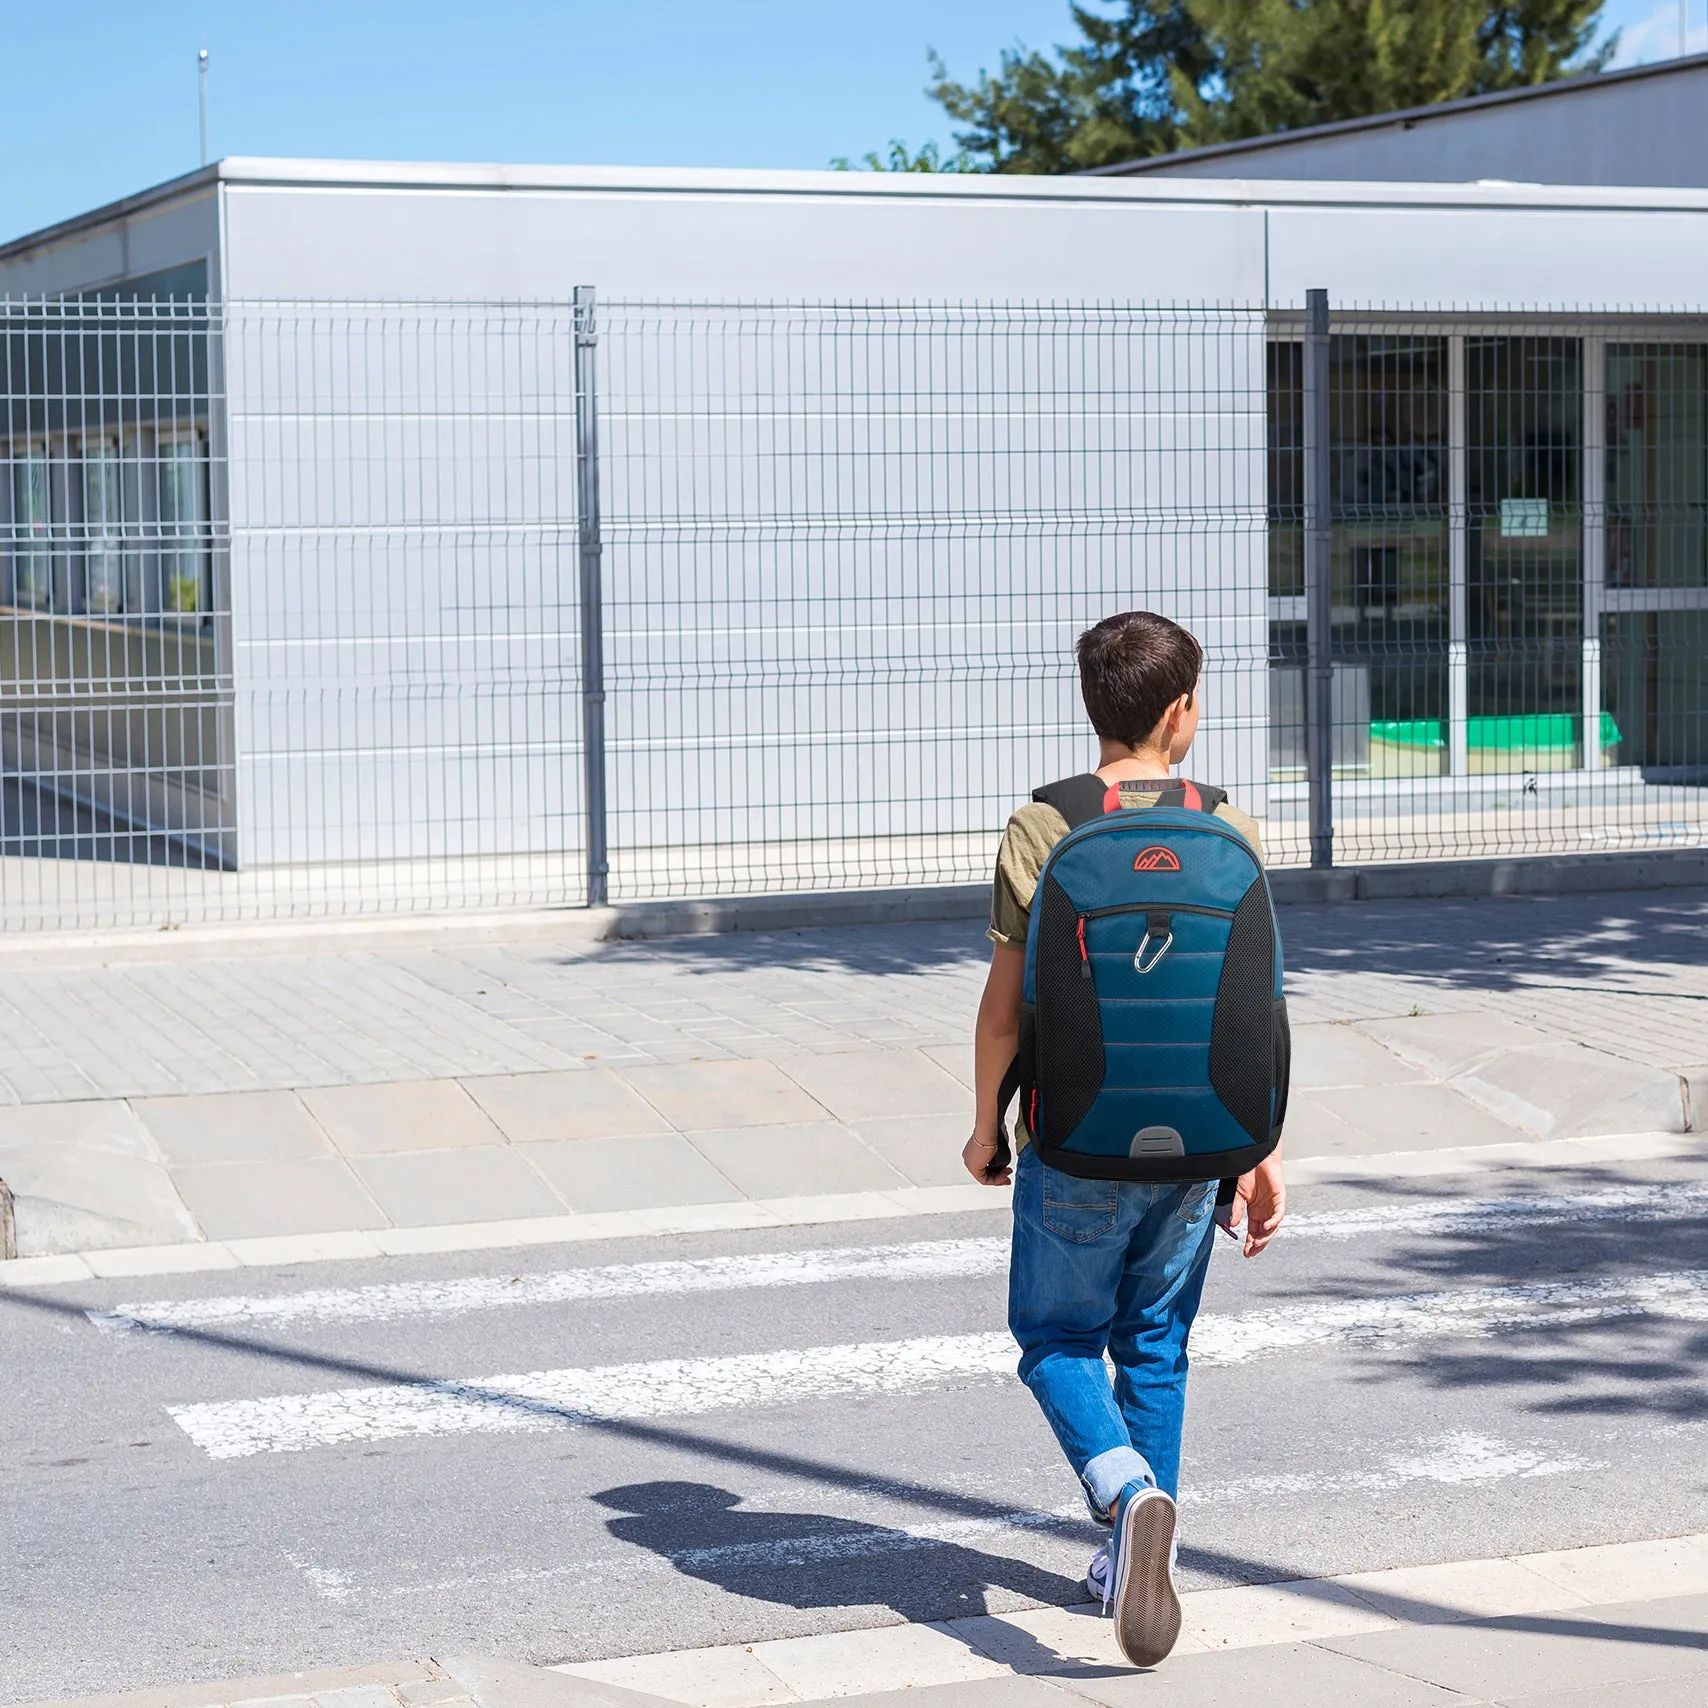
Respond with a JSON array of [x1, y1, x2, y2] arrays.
[[830, 139, 976, 173], [1177, 0, 1614, 145], [885, 0, 1611, 174]]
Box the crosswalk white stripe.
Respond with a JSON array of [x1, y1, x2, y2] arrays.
[[94, 1239, 1008, 1335], [93, 1242, 989, 1335], [168, 1333, 1018, 1460], [101, 1180, 1708, 1335], [166, 1267, 1708, 1460], [1190, 1269, 1708, 1366]]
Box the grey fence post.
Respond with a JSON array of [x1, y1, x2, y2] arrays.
[[573, 285, 610, 908], [1303, 288, 1334, 871]]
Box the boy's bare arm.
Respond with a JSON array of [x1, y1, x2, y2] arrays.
[[964, 943, 1024, 1185]]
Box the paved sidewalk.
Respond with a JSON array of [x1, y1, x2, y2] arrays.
[[0, 889, 1704, 1258], [16, 1534, 1708, 1708]]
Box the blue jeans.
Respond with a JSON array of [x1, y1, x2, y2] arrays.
[[1008, 1144, 1217, 1518]]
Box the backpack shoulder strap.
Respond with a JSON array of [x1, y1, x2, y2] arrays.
[[1154, 779, 1228, 815], [1034, 774, 1229, 826], [1031, 773, 1117, 830]]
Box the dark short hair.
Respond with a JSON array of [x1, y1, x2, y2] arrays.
[[1076, 611, 1203, 748]]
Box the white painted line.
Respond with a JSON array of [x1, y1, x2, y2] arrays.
[[97, 1237, 1010, 1333], [1281, 1178, 1708, 1243], [167, 1332, 1018, 1460], [166, 1268, 1708, 1460], [1180, 1431, 1594, 1504], [102, 1178, 1708, 1335], [1192, 1268, 1708, 1366], [1285, 1129, 1702, 1187], [309, 1501, 1098, 1606]]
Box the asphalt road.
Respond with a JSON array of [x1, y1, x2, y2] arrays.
[[4, 1153, 1707, 1704]]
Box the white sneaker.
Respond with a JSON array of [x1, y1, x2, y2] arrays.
[[1086, 1542, 1112, 1607], [1108, 1486, 1181, 1667]]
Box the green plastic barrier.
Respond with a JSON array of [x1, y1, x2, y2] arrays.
[[1369, 714, 1622, 752]]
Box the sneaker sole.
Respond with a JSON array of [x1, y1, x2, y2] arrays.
[[1111, 1489, 1181, 1667]]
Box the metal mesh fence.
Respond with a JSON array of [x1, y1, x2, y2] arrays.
[[0, 294, 1703, 932], [595, 299, 1269, 898]]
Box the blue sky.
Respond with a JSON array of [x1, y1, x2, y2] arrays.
[[1, 0, 1700, 246]]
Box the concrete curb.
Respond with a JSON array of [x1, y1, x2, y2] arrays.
[[1268, 845, 1708, 905], [0, 848, 1699, 962], [5, 1131, 1701, 1287], [559, 1528, 1708, 1705], [443, 1654, 674, 1707]]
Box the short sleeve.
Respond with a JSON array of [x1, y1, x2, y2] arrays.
[[987, 802, 1070, 947], [1213, 800, 1265, 866]]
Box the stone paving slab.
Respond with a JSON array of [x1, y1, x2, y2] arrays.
[[0, 891, 1703, 1257], [1320, 1592, 1708, 1704], [558, 1532, 1708, 1708]]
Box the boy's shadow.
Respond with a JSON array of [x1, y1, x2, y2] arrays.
[[593, 1480, 1090, 1632]]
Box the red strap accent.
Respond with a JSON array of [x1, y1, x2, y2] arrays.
[[1076, 916, 1088, 963], [1030, 1089, 1039, 1134], [1102, 783, 1122, 814], [1180, 780, 1203, 812]]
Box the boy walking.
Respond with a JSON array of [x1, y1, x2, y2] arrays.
[[963, 611, 1287, 1668]]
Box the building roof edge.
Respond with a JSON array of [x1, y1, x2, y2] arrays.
[[1089, 51, 1708, 178]]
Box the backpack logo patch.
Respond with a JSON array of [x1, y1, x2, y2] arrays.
[[1133, 846, 1181, 872]]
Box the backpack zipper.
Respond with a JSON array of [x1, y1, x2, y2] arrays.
[[1081, 901, 1235, 923], [1076, 915, 1090, 977]]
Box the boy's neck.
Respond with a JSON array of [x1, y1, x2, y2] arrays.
[[1095, 739, 1176, 784]]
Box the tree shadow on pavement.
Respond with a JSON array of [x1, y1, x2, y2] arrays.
[[1252, 1162, 1708, 1427], [592, 1479, 1084, 1627], [1279, 886, 1708, 993]]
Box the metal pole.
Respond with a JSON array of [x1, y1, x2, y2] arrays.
[[1582, 333, 1607, 771], [199, 50, 209, 166], [1448, 334, 1469, 777], [1303, 288, 1334, 870], [574, 285, 610, 908]]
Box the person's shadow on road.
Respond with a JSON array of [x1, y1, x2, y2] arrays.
[[592, 1480, 1089, 1630]]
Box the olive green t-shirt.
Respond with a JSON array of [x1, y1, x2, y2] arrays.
[[987, 781, 1266, 949]]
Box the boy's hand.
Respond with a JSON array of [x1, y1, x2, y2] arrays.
[[962, 1128, 1013, 1186], [1223, 1152, 1285, 1257]]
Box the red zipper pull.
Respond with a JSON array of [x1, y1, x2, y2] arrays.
[[1077, 915, 1090, 977]]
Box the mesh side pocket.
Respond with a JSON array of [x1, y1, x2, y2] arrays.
[[1035, 872, 1106, 1146], [1208, 879, 1277, 1146], [1272, 996, 1292, 1136]]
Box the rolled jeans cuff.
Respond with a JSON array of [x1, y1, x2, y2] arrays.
[[1081, 1445, 1155, 1518]]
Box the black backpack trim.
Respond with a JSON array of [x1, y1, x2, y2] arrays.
[[1033, 774, 1227, 831]]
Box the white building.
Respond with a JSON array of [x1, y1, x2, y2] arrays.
[[1, 153, 1705, 918]]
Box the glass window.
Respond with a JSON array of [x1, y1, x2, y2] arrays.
[[1607, 344, 1708, 592], [1267, 334, 1448, 779], [11, 452, 54, 610], [1604, 609, 1708, 771], [158, 438, 207, 616], [1467, 336, 1583, 765], [1267, 341, 1304, 600], [82, 443, 125, 616]]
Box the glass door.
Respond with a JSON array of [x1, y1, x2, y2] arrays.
[[1605, 342, 1708, 773], [1466, 337, 1584, 772]]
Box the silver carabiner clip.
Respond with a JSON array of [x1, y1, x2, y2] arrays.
[[1134, 914, 1174, 975]]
